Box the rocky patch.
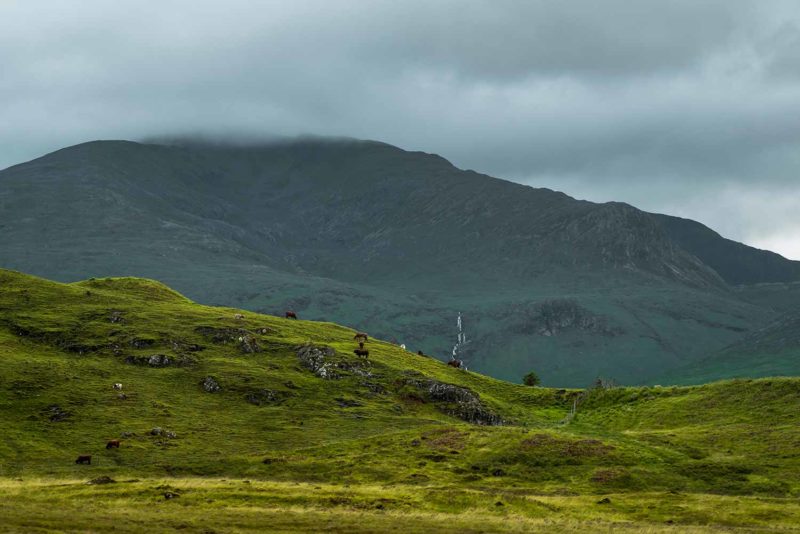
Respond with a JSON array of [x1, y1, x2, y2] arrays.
[[296, 344, 371, 380], [398, 378, 503, 425], [514, 299, 622, 337], [43, 404, 70, 422], [244, 388, 292, 406], [125, 354, 195, 367], [195, 326, 262, 353], [201, 376, 220, 393]]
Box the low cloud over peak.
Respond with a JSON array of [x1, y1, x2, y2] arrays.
[[2, 0, 799, 257]]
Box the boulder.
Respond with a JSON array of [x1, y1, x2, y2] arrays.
[[201, 376, 220, 393], [399, 379, 503, 425], [296, 344, 371, 379]]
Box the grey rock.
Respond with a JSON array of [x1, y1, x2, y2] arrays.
[[400, 379, 503, 426], [201, 376, 220, 393], [296, 344, 371, 380]]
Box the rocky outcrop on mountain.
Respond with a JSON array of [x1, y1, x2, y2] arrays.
[[296, 343, 372, 379], [399, 377, 503, 425], [516, 299, 621, 337]]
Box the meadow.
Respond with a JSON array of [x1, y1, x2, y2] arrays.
[[0, 269, 798, 532]]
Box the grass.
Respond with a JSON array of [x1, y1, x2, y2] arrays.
[[1, 268, 799, 532]]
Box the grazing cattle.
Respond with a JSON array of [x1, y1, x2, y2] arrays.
[[417, 350, 424, 356], [75, 455, 92, 465], [234, 313, 245, 320], [400, 344, 406, 350], [353, 332, 369, 343], [353, 348, 370, 358], [113, 383, 122, 390], [358, 341, 364, 349], [285, 311, 298, 319], [106, 440, 120, 449], [447, 359, 463, 369]]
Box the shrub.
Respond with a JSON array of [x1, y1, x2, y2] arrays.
[[523, 371, 541, 387]]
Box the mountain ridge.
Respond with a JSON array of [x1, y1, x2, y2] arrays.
[[0, 137, 797, 386]]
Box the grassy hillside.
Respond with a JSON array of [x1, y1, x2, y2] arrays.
[[1, 269, 800, 531], [2, 138, 795, 387]]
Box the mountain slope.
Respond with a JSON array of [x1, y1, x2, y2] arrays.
[[661, 310, 800, 384], [653, 213, 800, 285], [0, 138, 792, 386], [1, 269, 799, 532]]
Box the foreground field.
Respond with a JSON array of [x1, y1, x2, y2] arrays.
[[3, 478, 800, 533], [0, 269, 799, 532]]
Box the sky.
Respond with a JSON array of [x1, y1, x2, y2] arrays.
[[2, 1, 800, 258]]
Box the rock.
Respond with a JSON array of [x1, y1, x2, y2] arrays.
[[195, 326, 261, 353], [201, 376, 220, 393], [491, 468, 506, 477], [400, 379, 503, 425], [109, 312, 125, 324], [597, 497, 612, 504], [87, 476, 116, 485], [44, 404, 70, 422], [151, 427, 163, 436], [125, 354, 194, 367], [117, 393, 128, 400], [335, 397, 363, 408], [360, 381, 386, 394], [411, 439, 421, 447], [165, 431, 177, 439], [284, 380, 299, 389], [129, 338, 155, 349], [238, 335, 261, 354], [296, 344, 338, 379], [244, 389, 287, 406], [120, 431, 135, 438], [163, 492, 179, 500], [518, 298, 623, 337]]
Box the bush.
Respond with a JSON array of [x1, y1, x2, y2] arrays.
[[523, 371, 541, 387]]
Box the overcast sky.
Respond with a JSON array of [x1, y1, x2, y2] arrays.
[[2, 1, 800, 258]]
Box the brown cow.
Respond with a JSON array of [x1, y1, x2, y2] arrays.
[[285, 311, 298, 319], [75, 455, 92, 465], [106, 440, 120, 449], [353, 332, 368, 343], [447, 359, 463, 369], [353, 348, 369, 358]]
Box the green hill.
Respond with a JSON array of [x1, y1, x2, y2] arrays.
[[1, 269, 799, 532], [3, 138, 799, 386]]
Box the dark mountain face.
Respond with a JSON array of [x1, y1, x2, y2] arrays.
[[0, 138, 795, 385], [653, 214, 800, 286]]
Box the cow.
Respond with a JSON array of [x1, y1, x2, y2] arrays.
[[353, 348, 370, 358], [400, 344, 406, 350], [233, 313, 245, 320], [106, 440, 120, 449], [447, 359, 463, 369], [285, 311, 298, 319], [75, 455, 92, 465], [417, 350, 424, 356], [353, 332, 368, 343], [113, 383, 122, 390]]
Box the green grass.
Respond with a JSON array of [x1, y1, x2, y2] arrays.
[[1, 268, 799, 532]]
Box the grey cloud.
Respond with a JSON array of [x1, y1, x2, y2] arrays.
[[1, 0, 799, 258]]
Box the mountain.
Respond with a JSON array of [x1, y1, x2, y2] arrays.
[[1, 269, 799, 531], [0, 137, 797, 386], [653, 213, 800, 285], [662, 310, 800, 384]]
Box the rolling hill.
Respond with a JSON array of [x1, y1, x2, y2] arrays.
[[1, 137, 798, 386], [0, 268, 799, 532]]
